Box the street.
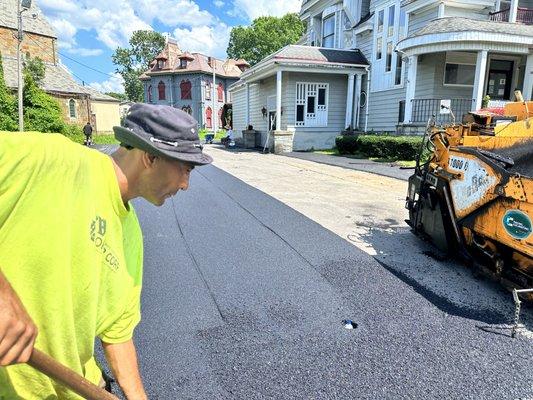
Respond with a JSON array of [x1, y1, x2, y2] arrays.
[[110, 148, 533, 399]]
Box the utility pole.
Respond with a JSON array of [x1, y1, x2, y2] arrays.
[[212, 58, 217, 136], [17, 0, 32, 132]]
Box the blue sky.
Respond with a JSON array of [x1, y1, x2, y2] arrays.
[[37, 0, 301, 93]]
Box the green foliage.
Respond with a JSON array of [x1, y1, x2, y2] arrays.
[[24, 57, 46, 87], [336, 135, 424, 160], [482, 95, 490, 109], [105, 92, 128, 101], [227, 13, 305, 66], [0, 56, 18, 131], [23, 75, 66, 133], [112, 30, 165, 101]]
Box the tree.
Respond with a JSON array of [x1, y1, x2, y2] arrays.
[[112, 30, 165, 102], [23, 73, 66, 133], [227, 13, 305, 66], [24, 57, 46, 87], [0, 55, 18, 131]]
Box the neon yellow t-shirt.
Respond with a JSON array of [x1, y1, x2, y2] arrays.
[[0, 132, 143, 399]]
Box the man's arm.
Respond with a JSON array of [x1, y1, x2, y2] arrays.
[[102, 339, 147, 400], [0, 269, 38, 366]]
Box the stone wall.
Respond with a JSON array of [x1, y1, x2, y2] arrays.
[[53, 93, 91, 126], [0, 27, 56, 63]]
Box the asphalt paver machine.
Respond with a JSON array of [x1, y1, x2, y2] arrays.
[[406, 92, 532, 309]]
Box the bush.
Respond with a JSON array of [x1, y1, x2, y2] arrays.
[[335, 134, 424, 160], [23, 76, 66, 134]]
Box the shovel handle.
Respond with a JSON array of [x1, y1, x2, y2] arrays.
[[28, 349, 119, 400]]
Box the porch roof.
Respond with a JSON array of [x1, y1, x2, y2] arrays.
[[397, 17, 533, 56], [229, 45, 368, 90]]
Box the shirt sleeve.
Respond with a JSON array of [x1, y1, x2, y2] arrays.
[[98, 208, 144, 344]]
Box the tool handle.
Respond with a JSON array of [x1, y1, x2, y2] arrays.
[[28, 349, 119, 400]]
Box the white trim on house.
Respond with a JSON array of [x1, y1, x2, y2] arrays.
[[295, 82, 329, 127], [397, 31, 533, 56]]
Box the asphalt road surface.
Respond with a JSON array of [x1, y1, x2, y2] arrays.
[[105, 163, 531, 399]]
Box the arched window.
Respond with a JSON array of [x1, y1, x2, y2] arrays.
[[217, 83, 223, 102], [180, 80, 192, 100], [147, 85, 153, 103], [205, 107, 212, 128], [158, 81, 166, 100], [68, 99, 76, 118]]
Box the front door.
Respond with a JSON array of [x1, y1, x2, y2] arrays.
[[486, 59, 514, 100]]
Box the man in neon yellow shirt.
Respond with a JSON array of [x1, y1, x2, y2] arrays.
[[0, 104, 212, 399]]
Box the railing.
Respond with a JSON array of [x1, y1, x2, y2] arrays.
[[489, 7, 533, 24], [410, 98, 474, 124]]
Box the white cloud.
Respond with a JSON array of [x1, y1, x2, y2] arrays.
[[89, 73, 125, 93], [214, 0, 225, 8], [39, 0, 216, 51], [173, 22, 231, 59], [232, 0, 301, 20]]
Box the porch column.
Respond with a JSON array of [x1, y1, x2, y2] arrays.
[[245, 83, 250, 125], [472, 50, 488, 111], [276, 70, 282, 131], [345, 73, 355, 129], [403, 55, 418, 123], [509, 0, 518, 23], [523, 53, 533, 101], [353, 73, 362, 129]]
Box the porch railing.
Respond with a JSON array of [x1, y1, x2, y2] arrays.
[[489, 7, 533, 24], [410, 98, 474, 124]]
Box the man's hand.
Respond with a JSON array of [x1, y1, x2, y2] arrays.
[[0, 270, 38, 366]]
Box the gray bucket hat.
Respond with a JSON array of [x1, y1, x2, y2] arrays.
[[113, 103, 213, 166]]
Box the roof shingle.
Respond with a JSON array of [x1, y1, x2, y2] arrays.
[[0, 0, 56, 38]]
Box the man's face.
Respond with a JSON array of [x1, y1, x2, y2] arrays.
[[141, 154, 195, 206]]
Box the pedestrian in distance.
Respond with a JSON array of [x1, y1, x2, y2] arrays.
[[0, 104, 212, 399], [83, 121, 93, 146]]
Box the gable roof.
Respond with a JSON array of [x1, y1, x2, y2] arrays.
[[0, 0, 56, 38], [1, 55, 119, 102]]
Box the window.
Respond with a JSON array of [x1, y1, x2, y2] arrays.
[[68, 99, 76, 118], [322, 14, 335, 48], [399, 10, 407, 39], [158, 81, 166, 100], [157, 60, 164, 69], [147, 85, 152, 102], [395, 55, 403, 85], [376, 37, 382, 60], [205, 106, 212, 128], [386, 42, 393, 72], [444, 63, 476, 86], [180, 59, 187, 69], [295, 82, 328, 127], [388, 5, 395, 37], [205, 82, 211, 100], [180, 80, 192, 100], [378, 10, 384, 33], [217, 83, 224, 102]]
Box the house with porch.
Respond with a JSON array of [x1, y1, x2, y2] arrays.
[[229, 0, 533, 151], [141, 38, 249, 130]]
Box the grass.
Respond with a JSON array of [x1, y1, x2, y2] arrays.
[[313, 148, 416, 167], [198, 129, 226, 141], [66, 132, 119, 145]]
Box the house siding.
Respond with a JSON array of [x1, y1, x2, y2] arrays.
[[366, 86, 405, 132], [407, 7, 439, 35], [231, 86, 247, 138]]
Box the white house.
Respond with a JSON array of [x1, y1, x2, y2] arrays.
[[230, 0, 533, 151]]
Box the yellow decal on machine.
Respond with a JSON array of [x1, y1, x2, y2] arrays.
[[448, 155, 497, 215]]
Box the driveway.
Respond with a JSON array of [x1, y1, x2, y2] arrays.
[[101, 145, 532, 399]]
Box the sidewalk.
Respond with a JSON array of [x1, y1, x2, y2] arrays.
[[284, 151, 413, 181]]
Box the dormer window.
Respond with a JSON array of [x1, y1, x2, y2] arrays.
[[158, 60, 164, 69], [180, 59, 187, 69]]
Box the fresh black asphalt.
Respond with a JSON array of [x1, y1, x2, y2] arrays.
[[93, 162, 532, 400]]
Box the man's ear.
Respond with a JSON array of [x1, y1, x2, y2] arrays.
[[141, 151, 157, 169]]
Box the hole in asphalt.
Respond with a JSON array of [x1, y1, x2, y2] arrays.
[[342, 319, 358, 330]]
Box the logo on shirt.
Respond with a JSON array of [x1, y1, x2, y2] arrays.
[[90, 216, 120, 272]]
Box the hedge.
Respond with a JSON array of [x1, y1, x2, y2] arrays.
[[335, 134, 424, 160]]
